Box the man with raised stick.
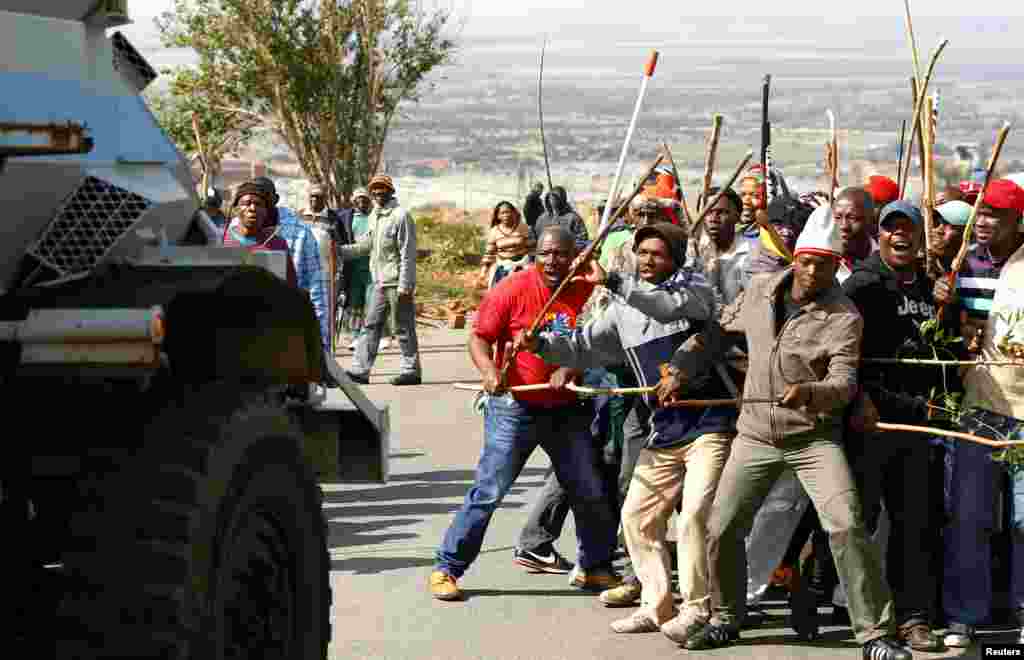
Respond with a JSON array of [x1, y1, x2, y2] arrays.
[[429, 226, 620, 601], [661, 207, 910, 659]]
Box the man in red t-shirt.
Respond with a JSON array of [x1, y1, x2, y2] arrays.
[[429, 227, 620, 601]]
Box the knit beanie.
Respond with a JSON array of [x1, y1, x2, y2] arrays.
[[793, 206, 843, 259]]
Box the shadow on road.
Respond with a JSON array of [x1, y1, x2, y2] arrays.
[[737, 628, 859, 649], [326, 517, 421, 549], [331, 556, 437, 574], [460, 588, 597, 601], [388, 468, 548, 483], [322, 481, 537, 505]]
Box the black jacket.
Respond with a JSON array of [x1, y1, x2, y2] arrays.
[[841, 252, 955, 424], [523, 191, 545, 228]]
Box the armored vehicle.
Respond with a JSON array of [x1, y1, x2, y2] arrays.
[[1, 2, 388, 657]]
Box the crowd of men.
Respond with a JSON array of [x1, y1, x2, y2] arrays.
[[200, 173, 422, 387], [429, 167, 1024, 660]]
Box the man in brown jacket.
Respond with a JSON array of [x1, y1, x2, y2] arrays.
[[660, 207, 908, 660]]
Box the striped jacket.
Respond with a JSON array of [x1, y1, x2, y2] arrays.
[[958, 244, 1006, 322]]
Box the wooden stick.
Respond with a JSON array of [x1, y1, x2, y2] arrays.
[[662, 142, 694, 224], [454, 382, 554, 393], [717, 356, 1024, 368], [864, 357, 1024, 366], [921, 94, 936, 259], [950, 121, 1013, 275], [690, 150, 754, 238], [662, 397, 779, 409], [701, 114, 724, 210], [537, 36, 553, 191], [896, 119, 907, 187], [191, 112, 209, 194], [877, 422, 1024, 448], [903, 0, 924, 85], [936, 121, 1013, 319], [826, 110, 839, 205], [899, 40, 949, 198], [454, 382, 779, 407]]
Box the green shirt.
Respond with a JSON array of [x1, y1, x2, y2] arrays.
[[600, 228, 634, 270]]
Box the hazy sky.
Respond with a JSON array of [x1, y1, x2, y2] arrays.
[[123, 0, 1024, 45]]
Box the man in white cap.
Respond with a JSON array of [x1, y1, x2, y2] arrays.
[[661, 206, 909, 659], [338, 174, 421, 386]]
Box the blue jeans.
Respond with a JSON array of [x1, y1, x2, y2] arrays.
[[435, 395, 617, 578], [943, 408, 1024, 624]]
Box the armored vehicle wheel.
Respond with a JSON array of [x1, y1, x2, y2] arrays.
[[57, 384, 330, 659]]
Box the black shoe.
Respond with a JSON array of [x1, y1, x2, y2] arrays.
[[345, 370, 369, 385], [390, 373, 421, 386], [513, 547, 574, 574], [862, 636, 912, 660], [684, 623, 738, 650]]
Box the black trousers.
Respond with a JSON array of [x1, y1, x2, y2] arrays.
[[849, 431, 936, 625]]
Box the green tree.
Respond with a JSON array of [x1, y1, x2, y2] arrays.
[[144, 65, 263, 194], [156, 0, 457, 206]]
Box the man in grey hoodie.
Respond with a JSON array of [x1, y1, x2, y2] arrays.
[[338, 174, 421, 386], [517, 223, 732, 642]]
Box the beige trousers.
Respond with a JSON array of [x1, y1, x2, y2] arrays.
[[622, 433, 733, 624]]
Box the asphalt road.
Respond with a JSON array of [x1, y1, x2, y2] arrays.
[[323, 327, 1007, 660]]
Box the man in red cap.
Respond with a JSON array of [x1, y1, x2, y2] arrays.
[[933, 177, 1024, 649]]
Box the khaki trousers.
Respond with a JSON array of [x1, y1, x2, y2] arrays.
[[622, 433, 733, 624], [707, 433, 894, 645]]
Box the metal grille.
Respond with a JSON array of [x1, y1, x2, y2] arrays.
[[27, 176, 152, 282], [111, 31, 157, 90]]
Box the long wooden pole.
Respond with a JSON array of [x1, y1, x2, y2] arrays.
[[878, 422, 1024, 448], [191, 113, 209, 195], [598, 51, 659, 233], [949, 122, 1012, 275], [921, 94, 936, 262], [935, 121, 1011, 320], [690, 151, 754, 238], [898, 40, 949, 198], [537, 36, 553, 190], [826, 109, 838, 205], [896, 120, 907, 188], [701, 114, 724, 211]]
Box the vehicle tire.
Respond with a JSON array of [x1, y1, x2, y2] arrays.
[[56, 383, 330, 659]]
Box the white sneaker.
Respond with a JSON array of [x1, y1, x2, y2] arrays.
[[380, 337, 393, 350]]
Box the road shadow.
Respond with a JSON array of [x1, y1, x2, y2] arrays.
[[460, 588, 597, 602], [388, 468, 548, 483], [738, 628, 859, 649], [326, 517, 420, 549], [331, 556, 437, 574], [329, 501, 525, 517], [322, 481, 537, 505]]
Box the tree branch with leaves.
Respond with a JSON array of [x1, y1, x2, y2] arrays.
[[155, 0, 457, 208]]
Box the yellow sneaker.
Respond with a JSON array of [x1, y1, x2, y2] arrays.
[[429, 570, 463, 601], [569, 564, 623, 592], [599, 579, 642, 607]]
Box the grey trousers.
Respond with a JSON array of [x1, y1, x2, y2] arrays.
[[518, 399, 649, 553], [352, 285, 420, 377], [707, 432, 894, 645]]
